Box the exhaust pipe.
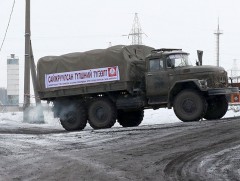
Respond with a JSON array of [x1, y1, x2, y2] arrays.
[[197, 50, 203, 66]]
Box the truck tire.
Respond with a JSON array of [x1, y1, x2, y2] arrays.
[[203, 95, 228, 120], [88, 98, 116, 129], [60, 103, 87, 131], [117, 109, 144, 127], [173, 90, 207, 122]]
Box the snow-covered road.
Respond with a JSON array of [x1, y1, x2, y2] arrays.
[[0, 108, 240, 180]]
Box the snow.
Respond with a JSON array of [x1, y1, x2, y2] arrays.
[[0, 105, 240, 130]]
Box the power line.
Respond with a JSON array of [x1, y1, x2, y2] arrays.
[[0, 0, 16, 53]]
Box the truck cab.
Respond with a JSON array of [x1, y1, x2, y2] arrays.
[[145, 49, 189, 104], [145, 48, 238, 122]]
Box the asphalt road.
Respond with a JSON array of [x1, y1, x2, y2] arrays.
[[0, 117, 240, 181]]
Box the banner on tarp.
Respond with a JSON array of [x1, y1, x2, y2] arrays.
[[45, 66, 120, 88]]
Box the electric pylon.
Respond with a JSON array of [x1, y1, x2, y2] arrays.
[[124, 13, 146, 45]]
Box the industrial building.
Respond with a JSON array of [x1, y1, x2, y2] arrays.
[[7, 54, 19, 106]]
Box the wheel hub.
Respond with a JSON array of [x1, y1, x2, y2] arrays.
[[96, 107, 106, 121], [182, 99, 196, 113]]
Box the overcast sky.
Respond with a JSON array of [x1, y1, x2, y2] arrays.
[[0, 0, 240, 102]]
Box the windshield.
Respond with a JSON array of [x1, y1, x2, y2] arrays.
[[166, 54, 191, 68]]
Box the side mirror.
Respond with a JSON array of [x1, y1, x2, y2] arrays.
[[229, 77, 233, 86]]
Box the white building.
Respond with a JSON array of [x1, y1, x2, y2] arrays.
[[7, 54, 19, 105]]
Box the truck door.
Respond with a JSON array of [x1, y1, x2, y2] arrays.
[[145, 58, 171, 102]]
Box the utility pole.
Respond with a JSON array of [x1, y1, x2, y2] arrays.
[[24, 0, 44, 123], [23, 0, 31, 121], [231, 59, 240, 77], [30, 41, 44, 123], [30, 41, 40, 104], [214, 19, 223, 67]]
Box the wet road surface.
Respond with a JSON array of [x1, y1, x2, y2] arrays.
[[0, 118, 240, 180]]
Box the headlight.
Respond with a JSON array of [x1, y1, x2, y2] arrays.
[[198, 79, 208, 88], [219, 76, 226, 84]]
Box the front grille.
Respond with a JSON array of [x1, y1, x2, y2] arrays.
[[207, 72, 228, 88]]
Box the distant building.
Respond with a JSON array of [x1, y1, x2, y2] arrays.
[[7, 54, 19, 105]]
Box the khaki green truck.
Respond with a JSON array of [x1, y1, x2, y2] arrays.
[[37, 45, 238, 131]]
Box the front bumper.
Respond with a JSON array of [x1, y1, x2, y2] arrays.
[[208, 87, 239, 96]]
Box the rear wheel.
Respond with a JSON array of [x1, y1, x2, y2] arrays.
[[117, 109, 144, 127], [60, 102, 87, 131], [88, 98, 116, 129], [204, 95, 228, 120], [173, 90, 207, 122]]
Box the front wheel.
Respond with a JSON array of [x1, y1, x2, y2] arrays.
[[88, 98, 117, 129], [203, 95, 228, 120], [173, 90, 207, 122]]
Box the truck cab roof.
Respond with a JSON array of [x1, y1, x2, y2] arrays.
[[149, 48, 189, 57]]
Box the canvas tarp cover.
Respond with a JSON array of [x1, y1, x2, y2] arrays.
[[37, 45, 154, 92]]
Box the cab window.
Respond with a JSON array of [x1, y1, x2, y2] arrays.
[[166, 54, 191, 68], [149, 59, 164, 71]]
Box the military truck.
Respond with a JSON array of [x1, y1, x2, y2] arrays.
[[37, 45, 238, 131]]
